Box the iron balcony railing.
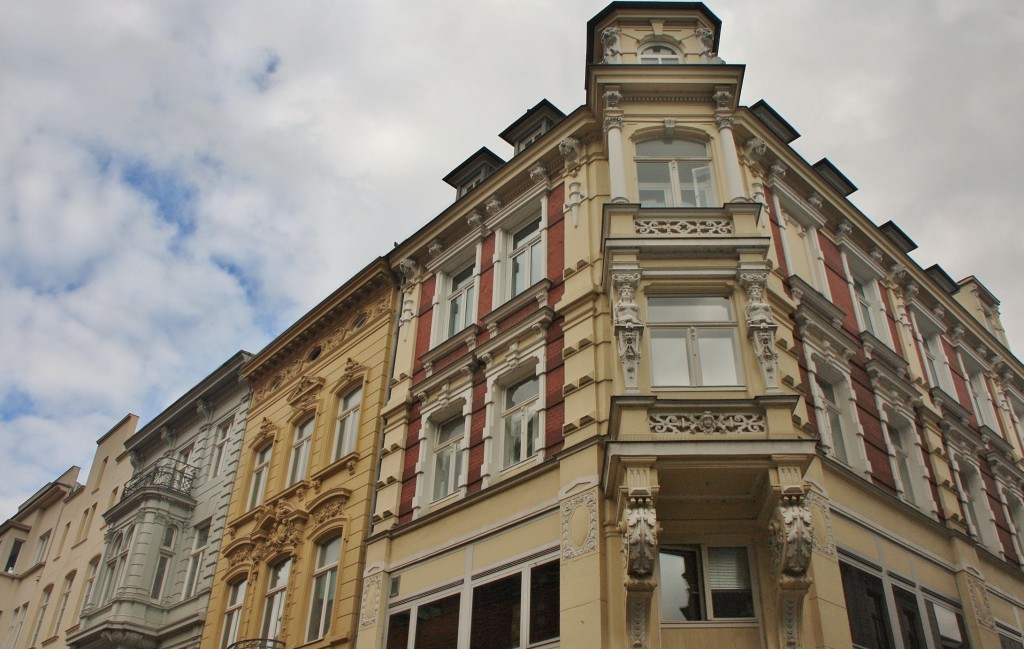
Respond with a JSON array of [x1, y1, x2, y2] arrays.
[[121, 458, 196, 501], [226, 640, 286, 649]]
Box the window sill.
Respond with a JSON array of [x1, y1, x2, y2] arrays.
[[311, 452, 360, 483], [661, 619, 759, 628], [482, 279, 552, 334]]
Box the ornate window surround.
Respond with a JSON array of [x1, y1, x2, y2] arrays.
[[483, 185, 549, 310], [803, 340, 872, 478], [328, 374, 365, 469], [411, 388, 472, 519], [629, 126, 720, 209], [426, 233, 482, 349], [769, 182, 831, 298], [835, 230, 894, 349]]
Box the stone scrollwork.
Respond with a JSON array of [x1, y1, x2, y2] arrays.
[[649, 411, 766, 435], [966, 571, 996, 631], [99, 631, 156, 649], [634, 217, 732, 236], [612, 271, 643, 393], [618, 463, 658, 649]]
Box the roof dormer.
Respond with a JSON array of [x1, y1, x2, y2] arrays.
[[442, 147, 505, 200], [499, 99, 566, 155]]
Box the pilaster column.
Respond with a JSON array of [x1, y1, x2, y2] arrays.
[[714, 90, 744, 201], [605, 113, 628, 204]]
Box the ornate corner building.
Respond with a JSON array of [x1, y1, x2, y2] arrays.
[[197, 260, 396, 649], [352, 3, 1024, 649]]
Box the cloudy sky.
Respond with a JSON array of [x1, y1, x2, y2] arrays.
[[1, 0, 1021, 518]]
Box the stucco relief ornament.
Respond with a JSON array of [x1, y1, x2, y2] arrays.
[[529, 163, 548, 185], [714, 114, 734, 130], [397, 258, 419, 284], [769, 495, 813, 576], [427, 239, 445, 257], [612, 272, 643, 393], [100, 631, 155, 649], [740, 270, 780, 389], [359, 573, 383, 628], [485, 195, 503, 216], [713, 90, 732, 111], [601, 26, 622, 63], [559, 137, 583, 175], [604, 114, 623, 132]]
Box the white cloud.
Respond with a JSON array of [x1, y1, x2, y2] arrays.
[[1, 0, 1022, 517]]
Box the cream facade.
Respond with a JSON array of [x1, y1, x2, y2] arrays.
[[353, 3, 1024, 649], [68, 351, 252, 649], [1, 415, 137, 649], [199, 259, 396, 649]]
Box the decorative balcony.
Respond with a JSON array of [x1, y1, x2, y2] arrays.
[[227, 640, 286, 649], [121, 458, 196, 501]]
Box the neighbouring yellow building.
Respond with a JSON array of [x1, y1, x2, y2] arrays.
[[199, 259, 396, 649], [350, 3, 1024, 649]]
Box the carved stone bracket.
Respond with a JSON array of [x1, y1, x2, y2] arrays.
[[612, 271, 643, 393], [564, 180, 586, 228], [601, 26, 621, 63], [768, 491, 814, 649], [559, 137, 583, 176], [618, 460, 658, 649]]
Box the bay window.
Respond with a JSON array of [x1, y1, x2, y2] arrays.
[[635, 138, 716, 208], [648, 296, 740, 387]]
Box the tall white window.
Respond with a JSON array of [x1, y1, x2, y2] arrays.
[[432, 417, 465, 501], [289, 417, 314, 486], [852, 277, 877, 336], [659, 546, 755, 621], [177, 442, 197, 468], [307, 535, 341, 641], [638, 44, 681, 64], [51, 573, 74, 636], [79, 556, 99, 614], [28, 586, 51, 647], [509, 218, 543, 298], [968, 370, 999, 431], [888, 417, 924, 507], [502, 377, 540, 469], [183, 523, 210, 599], [33, 530, 51, 565], [815, 375, 850, 465], [210, 418, 233, 478], [648, 296, 740, 387], [221, 578, 247, 649], [151, 526, 176, 599], [261, 558, 291, 641], [102, 526, 134, 601], [635, 138, 716, 208], [446, 264, 476, 337], [957, 460, 998, 551], [334, 388, 362, 461], [923, 333, 946, 389], [3, 604, 27, 649], [248, 446, 272, 509]]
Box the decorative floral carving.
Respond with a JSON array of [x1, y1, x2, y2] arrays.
[[743, 137, 767, 162], [628, 595, 647, 648], [312, 497, 347, 526], [769, 495, 813, 576], [528, 164, 547, 185], [485, 195, 503, 216], [713, 90, 732, 111], [561, 491, 598, 560], [804, 491, 836, 557], [359, 573, 383, 628], [287, 375, 325, 410], [227, 546, 252, 567], [622, 498, 657, 578], [99, 631, 155, 649], [634, 217, 732, 236], [715, 114, 734, 130], [604, 114, 623, 131], [650, 412, 766, 435], [696, 26, 715, 54], [428, 239, 445, 257], [604, 90, 622, 109]]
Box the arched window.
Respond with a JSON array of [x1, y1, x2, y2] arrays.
[[639, 44, 681, 64], [221, 577, 247, 648], [635, 138, 716, 207]]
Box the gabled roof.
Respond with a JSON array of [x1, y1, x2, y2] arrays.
[[498, 99, 566, 146], [441, 147, 506, 188]]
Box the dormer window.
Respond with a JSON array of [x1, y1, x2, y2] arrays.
[[639, 44, 681, 64]]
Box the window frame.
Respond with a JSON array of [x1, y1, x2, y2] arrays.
[[508, 217, 544, 299], [183, 523, 211, 599], [28, 584, 52, 648], [334, 386, 362, 461], [488, 190, 548, 310], [432, 415, 467, 502], [306, 534, 341, 642], [444, 262, 478, 339], [501, 376, 542, 470], [261, 558, 291, 641], [221, 577, 247, 649], [248, 445, 272, 510], [210, 417, 233, 478], [634, 137, 717, 208], [638, 43, 681, 64], [288, 416, 315, 486], [150, 525, 176, 600], [658, 545, 757, 623], [647, 295, 743, 389], [51, 572, 75, 636]]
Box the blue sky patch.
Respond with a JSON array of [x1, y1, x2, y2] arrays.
[[121, 159, 198, 237]]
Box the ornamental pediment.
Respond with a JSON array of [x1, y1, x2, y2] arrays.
[[287, 375, 326, 409]]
